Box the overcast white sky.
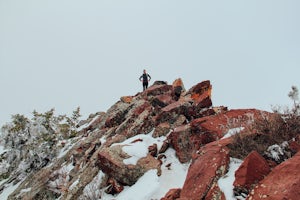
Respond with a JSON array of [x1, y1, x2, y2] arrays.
[[1, 0, 299, 126]]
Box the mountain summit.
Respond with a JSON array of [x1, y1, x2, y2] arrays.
[[1, 79, 299, 200]]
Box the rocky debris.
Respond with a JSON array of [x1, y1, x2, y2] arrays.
[[172, 78, 185, 100], [247, 151, 300, 200], [161, 188, 181, 200], [233, 151, 271, 196], [105, 177, 124, 194], [179, 141, 230, 199], [3, 78, 300, 200], [148, 143, 158, 157], [98, 145, 161, 186]]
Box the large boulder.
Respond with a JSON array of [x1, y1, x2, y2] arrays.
[[179, 141, 230, 200], [191, 109, 265, 139], [98, 145, 161, 186], [168, 124, 193, 163], [155, 100, 192, 125], [246, 151, 300, 200], [114, 100, 155, 139], [172, 78, 185, 100], [233, 151, 271, 195], [145, 84, 173, 97]]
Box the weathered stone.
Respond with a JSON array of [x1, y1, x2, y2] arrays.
[[168, 121, 218, 163], [105, 102, 132, 128], [187, 80, 211, 96], [146, 84, 173, 97], [172, 114, 187, 129], [206, 182, 226, 200], [151, 94, 175, 108], [161, 188, 181, 200], [148, 143, 158, 157], [172, 78, 185, 100], [191, 109, 265, 139], [98, 145, 161, 186], [155, 100, 192, 125], [180, 141, 230, 199], [81, 112, 106, 133], [159, 140, 170, 154], [106, 177, 124, 194], [153, 122, 171, 138], [115, 100, 154, 139], [120, 96, 133, 104], [168, 124, 193, 163], [234, 151, 270, 193], [289, 141, 300, 154], [153, 80, 168, 85], [247, 151, 300, 200]]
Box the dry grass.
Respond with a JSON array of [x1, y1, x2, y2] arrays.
[[228, 111, 300, 161]]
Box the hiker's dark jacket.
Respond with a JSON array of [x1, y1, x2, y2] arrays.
[[139, 73, 151, 83]]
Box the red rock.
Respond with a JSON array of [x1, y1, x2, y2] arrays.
[[206, 182, 226, 200], [151, 94, 175, 108], [191, 109, 267, 139], [158, 140, 169, 154], [172, 78, 185, 100], [234, 151, 271, 192], [120, 96, 133, 104], [168, 121, 218, 163], [115, 100, 154, 138], [146, 84, 173, 97], [148, 143, 158, 157], [168, 124, 193, 163], [172, 78, 185, 90], [289, 141, 300, 153], [106, 177, 124, 194], [180, 141, 230, 199], [161, 188, 181, 200], [155, 100, 192, 125], [187, 80, 211, 95], [247, 151, 300, 200]]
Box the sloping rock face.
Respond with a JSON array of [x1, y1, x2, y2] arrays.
[[98, 145, 161, 186], [234, 151, 271, 194], [6, 79, 214, 199], [168, 109, 263, 163], [247, 151, 300, 200], [179, 141, 230, 200], [6, 78, 295, 200]]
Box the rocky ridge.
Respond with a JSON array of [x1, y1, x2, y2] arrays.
[[0, 79, 299, 200]]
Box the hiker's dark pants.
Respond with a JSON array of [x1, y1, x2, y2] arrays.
[[143, 82, 148, 91]]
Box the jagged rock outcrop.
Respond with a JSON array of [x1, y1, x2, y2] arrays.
[[98, 145, 161, 186], [2, 78, 300, 200], [179, 141, 230, 200], [247, 150, 300, 200]]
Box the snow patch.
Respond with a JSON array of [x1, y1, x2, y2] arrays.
[[222, 127, 245, 139], [103, 133, 189, 200], [218, 158, 243, 200], [113, 133, 166, 165], [0, 181, 22, 200]]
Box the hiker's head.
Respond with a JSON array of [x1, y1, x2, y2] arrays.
[[143, 69, 146, 73]]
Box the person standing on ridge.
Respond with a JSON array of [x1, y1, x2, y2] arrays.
[[139, 69, 151, 91]]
